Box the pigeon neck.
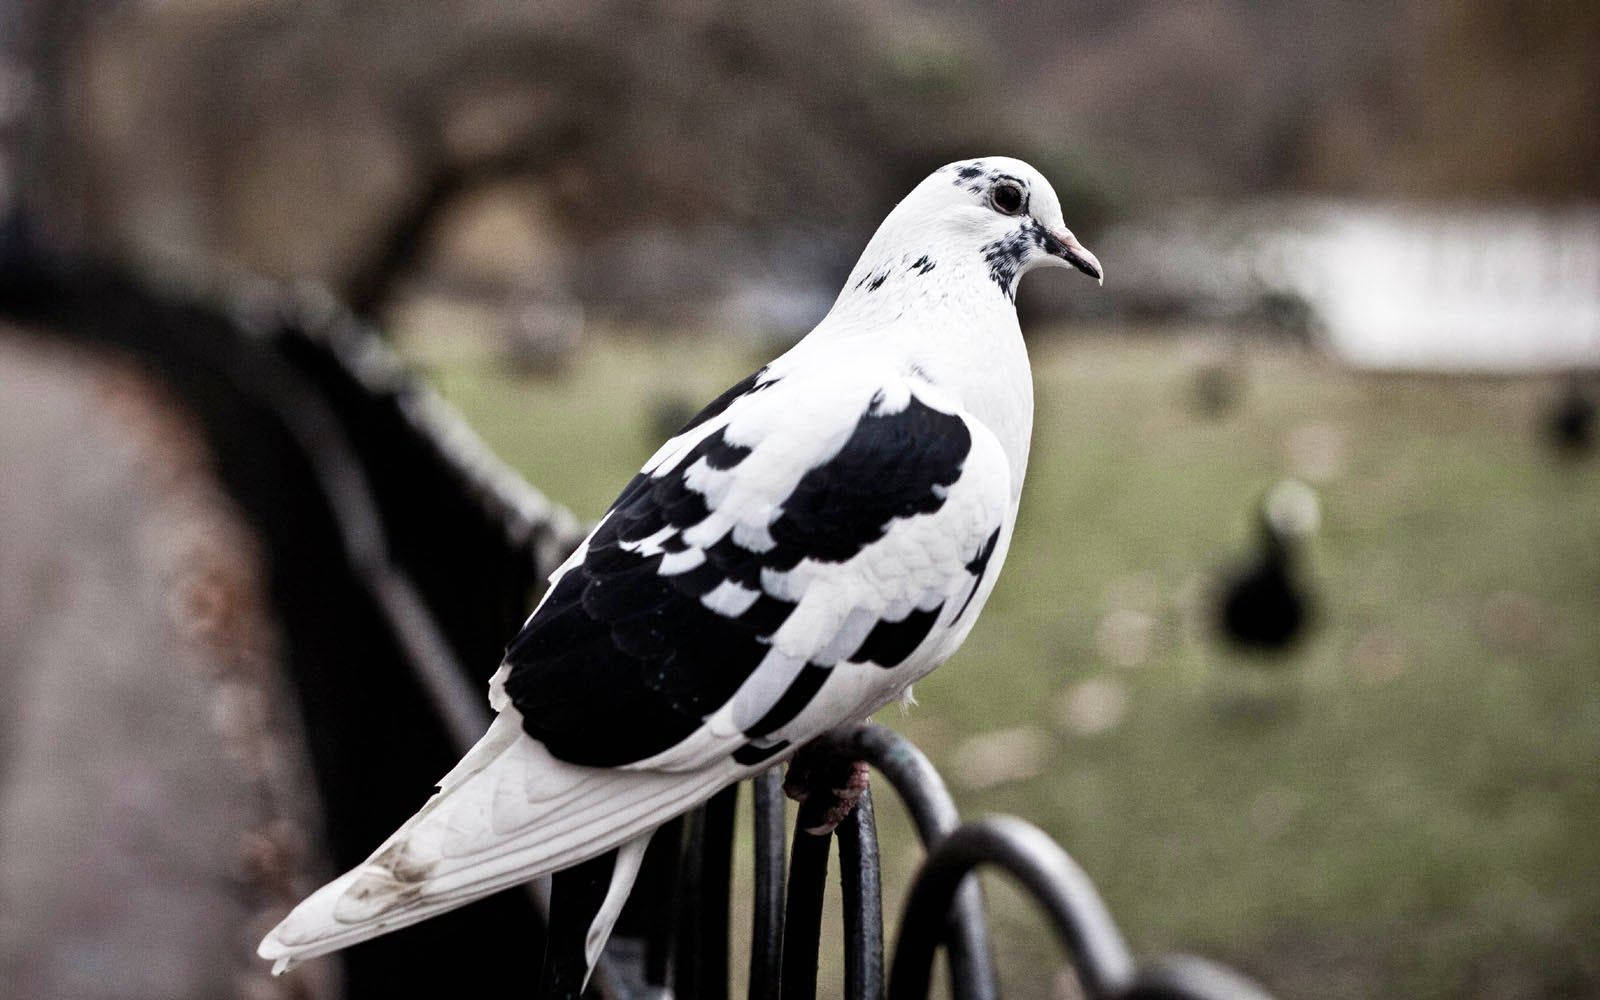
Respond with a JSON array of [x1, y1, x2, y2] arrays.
[[824, 233, 1019, 334], [801, 236, 1036, 485]]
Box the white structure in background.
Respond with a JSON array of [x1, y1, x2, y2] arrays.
[[1112, 202, 1600, 372], [1277, 204, 1600, 371]]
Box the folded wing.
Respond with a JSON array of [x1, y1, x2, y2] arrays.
[[259, 361, 1012, 970]]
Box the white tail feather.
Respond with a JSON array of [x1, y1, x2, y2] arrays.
[[258, 712, 744, 972], [582, 833, 651, 989]]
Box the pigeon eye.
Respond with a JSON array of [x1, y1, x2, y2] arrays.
[[990, 182, 1025, 216]]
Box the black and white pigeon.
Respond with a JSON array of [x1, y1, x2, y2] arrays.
[[259, 156, 1103, 980]]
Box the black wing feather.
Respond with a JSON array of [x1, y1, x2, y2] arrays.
[[503, 382, 973, 767]]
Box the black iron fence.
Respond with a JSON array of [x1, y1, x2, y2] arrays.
[[1, 253, 1272, 999], [599, 723, 1272, 1000]]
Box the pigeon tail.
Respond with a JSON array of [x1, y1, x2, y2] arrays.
[[258, 712, 743, 973]]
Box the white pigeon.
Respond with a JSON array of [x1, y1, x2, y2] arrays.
[[258, 155, 1102, 979]]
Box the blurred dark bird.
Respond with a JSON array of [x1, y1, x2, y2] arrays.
[[1543, 375, 1596, 455], [1217, 479, 1319, 654], [648, 392, 700, 444], [1191, 360, 1243, 418], [504, 292, 583, 376]]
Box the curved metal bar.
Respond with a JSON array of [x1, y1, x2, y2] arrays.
[[699, 785, 738, 1000], [748, 769, 786, 1000], [888, 817, 1137, 1000], [779, 806, 833, 1000], [158, 292, 627, 997], [675, 788, 735, 1000], [288, 285, 585, 569], [818, 725, 959, 838], [820, 725, 998, 1000], [540, 850, 621, 1000], [643, 818, 684, 989], [673, 805, 709, 997], [1123, 955, 1275, 1000], [836, 787, 885, 1000]]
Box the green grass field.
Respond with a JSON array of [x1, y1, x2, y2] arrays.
[[399, 323, 1600, 999]]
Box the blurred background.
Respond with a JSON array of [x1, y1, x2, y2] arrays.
[[1, 1, 1597, 998]]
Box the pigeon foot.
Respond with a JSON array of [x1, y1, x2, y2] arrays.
[[783, 746, 870, 836]]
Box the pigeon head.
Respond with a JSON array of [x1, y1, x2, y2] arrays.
[[935, 156, 1101, 286], [841, 157, 1102, 307], [1259, 477, 1320, 558]]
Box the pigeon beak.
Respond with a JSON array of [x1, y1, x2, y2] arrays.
[[1045, 227, 1104, 286]]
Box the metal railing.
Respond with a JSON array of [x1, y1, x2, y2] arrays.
[[3, 256, 1273, 1000], [596, 724, 1272, 1000]]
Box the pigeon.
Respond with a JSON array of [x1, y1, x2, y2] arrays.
[[258, 156, 1103, 982], [1218, 478, 1320, 653], [1544, 373, 1596, 455]]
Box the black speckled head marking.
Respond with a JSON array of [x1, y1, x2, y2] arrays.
[[949, 161, 1033, 210], [981, 220, 1055, 299], [855, 266, 891, 293], [952, 161, 989, 195]]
